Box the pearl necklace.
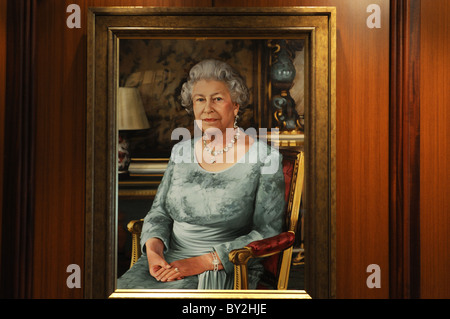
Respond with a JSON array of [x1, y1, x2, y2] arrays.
[[203, 129, 240, 164]]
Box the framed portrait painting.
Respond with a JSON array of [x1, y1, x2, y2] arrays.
[[86, 7, 336, 299]]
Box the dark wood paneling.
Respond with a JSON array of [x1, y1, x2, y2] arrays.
[[1, 0, 36, 299], [389, 0, 421, 299], [332, 0, 390, 299], [420, 0, 450, 299], [33, 0, 86, 299], [0, 0, 7, 269]]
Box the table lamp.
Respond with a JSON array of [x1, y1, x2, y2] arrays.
[[117, 87, 150, 172]]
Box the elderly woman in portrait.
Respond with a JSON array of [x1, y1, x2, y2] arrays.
[[117, 59, 285, 290]]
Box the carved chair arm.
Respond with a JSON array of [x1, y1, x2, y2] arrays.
[[246, 231, 295, 258], [229, 231, 295, 263], [228, 231, 295, 290], [127, 219, 144, 268], [127, 219, 144, 234]]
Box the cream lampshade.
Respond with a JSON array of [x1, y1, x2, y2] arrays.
[[117, 87, 150, 130], [117, 87, 149, 172]]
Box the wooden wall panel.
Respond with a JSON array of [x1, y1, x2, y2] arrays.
[[33, 0, 84, 299], [420, 0, 450, 299], [389, 0, 421, 299], [215, 0, 391, 299], [0, 0, 7, 267], [330, 0, 390, 299], [1, 0, 37, 298]]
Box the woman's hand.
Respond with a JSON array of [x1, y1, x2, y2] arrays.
[[168, 253, 224, 280], [151, 255, 213, 282], [145, 239, 224, 282], [145, 238, 174, 280]]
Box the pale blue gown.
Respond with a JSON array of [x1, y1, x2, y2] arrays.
[[117, 136, 285, 290]]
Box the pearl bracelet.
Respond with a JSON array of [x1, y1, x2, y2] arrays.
[[210, 251, 219, 272]]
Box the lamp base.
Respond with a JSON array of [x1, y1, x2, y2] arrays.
[[118, 134, 130, 172]]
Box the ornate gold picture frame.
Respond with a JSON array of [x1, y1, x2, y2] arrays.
[[86, 7, 336, 299]]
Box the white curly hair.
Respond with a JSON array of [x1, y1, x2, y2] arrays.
[[180, 59, 250, 115]]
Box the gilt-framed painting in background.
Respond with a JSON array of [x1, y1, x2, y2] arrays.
[[86, 7, 336, 299]]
